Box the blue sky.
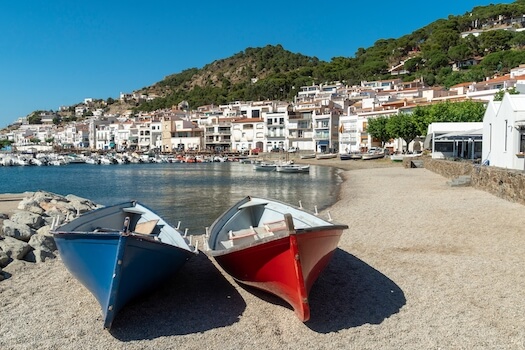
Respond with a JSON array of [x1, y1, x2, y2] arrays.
[[0, 1, 513, 128]]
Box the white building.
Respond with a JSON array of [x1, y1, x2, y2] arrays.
[[425, 122, 483, 160], [231, 118, 265, 153], [264, 111, 288, 151], [482, 93, 525, 170]]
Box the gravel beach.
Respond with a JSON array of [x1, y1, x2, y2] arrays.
[[1, 160, 524, 349]]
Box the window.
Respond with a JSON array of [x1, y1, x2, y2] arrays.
[[520, 132, 525, 153], [505, 120, 508, 152], [435, 142, 453, 152]]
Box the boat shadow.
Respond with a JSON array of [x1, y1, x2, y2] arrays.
[[237, 248, 406, 333], [306, 248, 406, 332], [109, 252, 246, 340]]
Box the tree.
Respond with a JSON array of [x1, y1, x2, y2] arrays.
[[367, 116, 393, 147], [448, 43, 472, 64], [494, 87, 520, 101], [0, 139, 13, 149], [479, 30, 514, 53], [386, 113, 421, 151], [28, 113, 42, 124]]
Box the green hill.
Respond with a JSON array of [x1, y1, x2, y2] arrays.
[[130, 0, 525, 112]]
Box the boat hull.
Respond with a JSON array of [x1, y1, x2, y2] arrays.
[[315, 153, 337, 160], [253, 164, 276, 171], [52, 201, 196, 329], [362, 153, 385, 160], [275, 165, 310, 173], [54, 233, 194, 328], [206, 196, 347, 321], [212, 228, 342, 321]]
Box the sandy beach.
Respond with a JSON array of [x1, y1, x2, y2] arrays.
[[1, 161, 525, 349]]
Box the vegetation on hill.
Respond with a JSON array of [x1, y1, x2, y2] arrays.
[[133, 0, 525, 113]]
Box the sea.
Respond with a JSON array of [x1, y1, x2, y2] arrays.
[[0, 162, 343, 234]]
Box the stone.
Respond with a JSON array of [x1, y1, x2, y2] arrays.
[[0, 250, 10, 267], [24, 249, 56, 263], [0, 236, 32, 260], [36, 225, 52, 236], [2, 219, 36, 242], [17, 198, 44, 215], [9, 211, 45, 230], [28, 233, 57, 253]]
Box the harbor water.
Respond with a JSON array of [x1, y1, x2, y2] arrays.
[[0, 162, 343, 234]]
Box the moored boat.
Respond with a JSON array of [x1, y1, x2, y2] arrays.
[[51, 201, 197, 329], [361, 148, 386, 160], [299, 153, 316, 160], [253, 162, 277, 171], [340, 151, 362, 160], [315, 153, 337, 160], [205, 196, 348, 321], [390, 154, 404, 162], [275, 163, 310, 173]]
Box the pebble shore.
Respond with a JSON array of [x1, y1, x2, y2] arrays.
[[1, 158, 525, 349]]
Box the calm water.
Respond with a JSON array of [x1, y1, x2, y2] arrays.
[[0, 162, 342, 234]]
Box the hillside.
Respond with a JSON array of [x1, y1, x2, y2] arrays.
[[8, 1, 525, 125], [127, 0, 525, 113]]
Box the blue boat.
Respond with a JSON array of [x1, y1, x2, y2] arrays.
[[51, 201, 198, 329]]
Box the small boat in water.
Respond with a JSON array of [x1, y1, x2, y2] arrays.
[[275, 163, 310, 173], [51, 201, 197, 329], [205, 196, 348, 321], [253, 162, 277, 171]]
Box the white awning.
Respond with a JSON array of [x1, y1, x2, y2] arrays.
[[434, 128, 483, 139], [515, 121, 525, 129]]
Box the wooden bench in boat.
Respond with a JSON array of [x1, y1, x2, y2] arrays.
[[220, 218, 290, 248], [134, 219, 159, 234]]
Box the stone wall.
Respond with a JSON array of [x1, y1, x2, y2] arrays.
[[418, 157, 525, 206]]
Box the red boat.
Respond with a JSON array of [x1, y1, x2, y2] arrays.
[[206, 196, 348, 321]]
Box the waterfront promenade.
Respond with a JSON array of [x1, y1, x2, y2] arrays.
[[1, 159, 525, 349]]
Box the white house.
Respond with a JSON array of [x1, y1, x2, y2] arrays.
[[231, 118, 265, 153], [482, 93, 525, 171], [424, 122, 483, 159]]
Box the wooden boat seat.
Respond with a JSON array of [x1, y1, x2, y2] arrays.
[[134, 219, 159, 235], [220, 220, 291, 248], [263, 219, 289, 235], [228, 226, 257, 240]]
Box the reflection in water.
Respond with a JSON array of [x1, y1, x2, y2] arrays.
[[0, 162, 342, 234]]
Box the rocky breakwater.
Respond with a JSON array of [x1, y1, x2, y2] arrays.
[[0, 191, 102, 281]]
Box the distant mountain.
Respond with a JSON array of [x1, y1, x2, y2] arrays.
[[130, 1, 525, 112]]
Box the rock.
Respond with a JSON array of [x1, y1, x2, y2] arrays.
[[0, 236, 32, 260], [65, 194, 100, 214], [28, 233, 57, 253], [24, 249, 56, 263], [0, 250, 10, 267], [36, 225, 52, 236], [0, 191, 101, 279], [9, 211, 45, 230], [2, 219, 36, 242], [17, 198, 44, 215]]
